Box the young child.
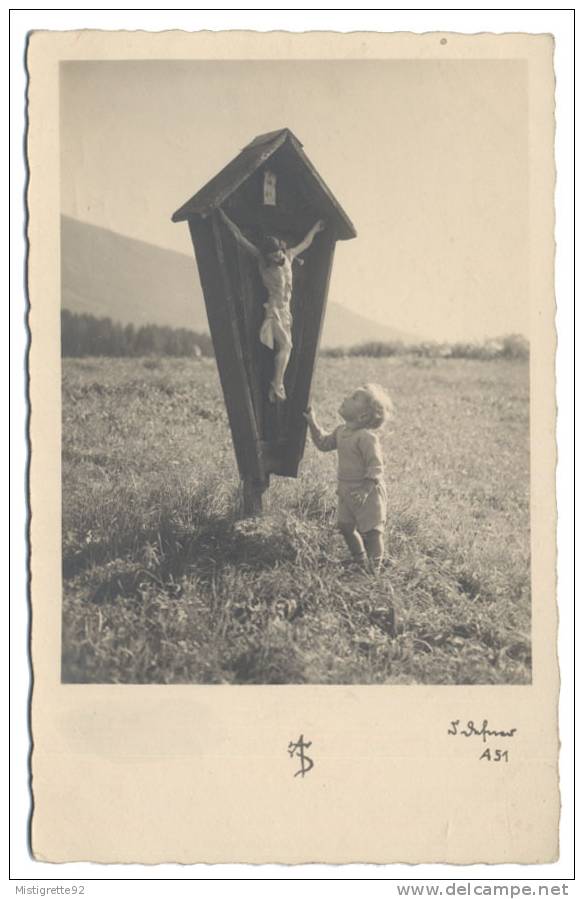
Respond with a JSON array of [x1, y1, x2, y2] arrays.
[[219, 208, 325, 402], [303, 384, 393, 572]]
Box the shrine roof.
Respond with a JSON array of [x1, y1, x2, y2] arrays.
[[171, 128, 356, 240]]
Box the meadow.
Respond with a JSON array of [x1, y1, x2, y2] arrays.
[[61, 354, 531, 685]]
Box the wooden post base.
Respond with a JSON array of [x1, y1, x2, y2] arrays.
[[242, 477, 268, 517]]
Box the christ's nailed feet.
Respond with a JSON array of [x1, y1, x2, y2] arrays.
[[269, 382, 287, 403]]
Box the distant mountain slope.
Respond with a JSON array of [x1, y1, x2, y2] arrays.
[[61, 215, 207, 332], [320, 303, 417, 348], [61, 216, 418, 346]]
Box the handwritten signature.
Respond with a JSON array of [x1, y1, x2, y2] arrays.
[[448, 719, 517, 743]]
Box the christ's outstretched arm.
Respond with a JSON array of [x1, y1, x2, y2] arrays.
[[218, 208, 261, 259], [289, 219, 325, 259]]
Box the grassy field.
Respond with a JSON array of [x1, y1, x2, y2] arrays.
[[61, 355, 531, 685]]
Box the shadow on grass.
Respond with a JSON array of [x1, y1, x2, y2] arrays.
[[79, 510, 327, 606]]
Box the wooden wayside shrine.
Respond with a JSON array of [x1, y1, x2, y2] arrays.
[[172, 128, 357, 514]]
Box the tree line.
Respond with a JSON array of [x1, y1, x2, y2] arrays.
[[61, 309, 213, 358], [322, 334, 529, 361], [62, 309, 528, 362]]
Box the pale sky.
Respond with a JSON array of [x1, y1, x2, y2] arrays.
[[61, 59, 528, 341]]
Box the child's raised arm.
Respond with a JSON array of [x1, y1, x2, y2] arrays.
[[218, 208, 261, 259], [303, 406, 338, 452]]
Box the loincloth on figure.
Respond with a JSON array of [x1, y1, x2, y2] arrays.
[[259, 303, 293, 350], [336, 479, 387, 534]]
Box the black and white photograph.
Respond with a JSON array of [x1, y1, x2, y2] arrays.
[[23, 25, 563, 867], [59, 56, 532, 686]]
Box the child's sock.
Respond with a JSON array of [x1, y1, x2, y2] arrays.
[[363, 530, 385, 572], [340, 526, 366, 560]]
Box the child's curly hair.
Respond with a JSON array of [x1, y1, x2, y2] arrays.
[[361, 383, 394, 430]]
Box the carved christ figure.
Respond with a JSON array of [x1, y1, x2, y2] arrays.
[[219, 208, 325, 403]]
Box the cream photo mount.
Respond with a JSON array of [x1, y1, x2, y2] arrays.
[[27, 29, 558, 864]]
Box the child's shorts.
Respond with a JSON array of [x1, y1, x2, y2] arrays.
[[337, 480, 387, 534]]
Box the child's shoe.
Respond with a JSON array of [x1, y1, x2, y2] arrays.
[[340, 555, 367, 573]]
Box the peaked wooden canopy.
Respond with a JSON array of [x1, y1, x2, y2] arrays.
[[172, 128, 357, 241]]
